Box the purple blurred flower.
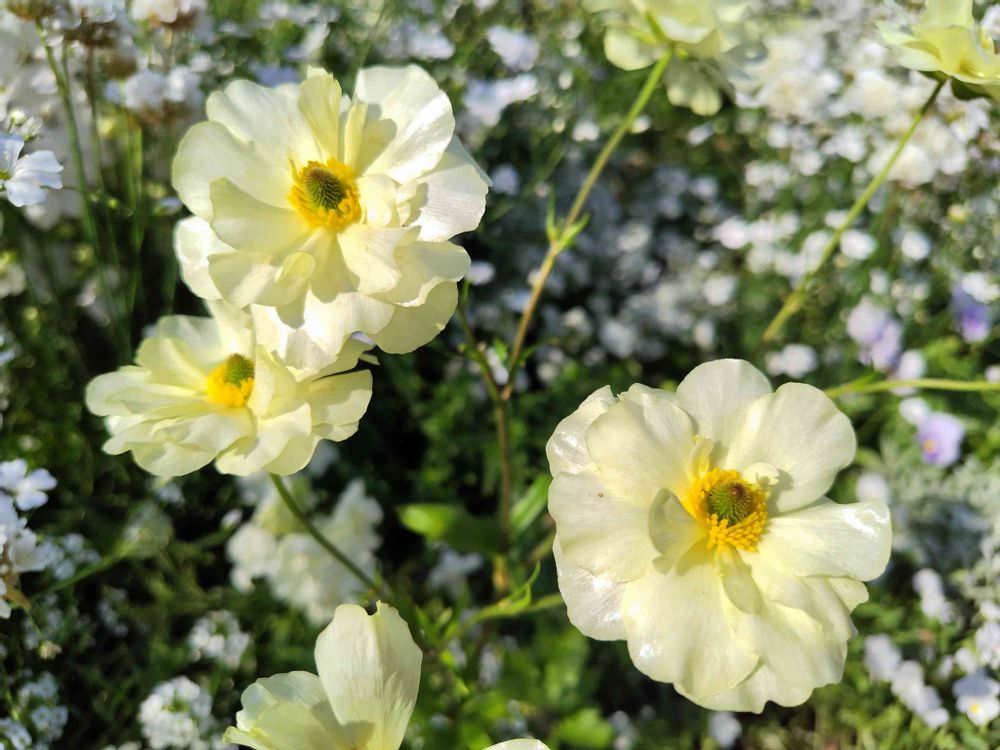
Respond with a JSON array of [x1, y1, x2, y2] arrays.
[[917, 412, 964, 467], [951, 288, 992, 343], [847, 298, 903, 371]]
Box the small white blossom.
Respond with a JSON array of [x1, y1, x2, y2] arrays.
[[0, 134, 62, 208]]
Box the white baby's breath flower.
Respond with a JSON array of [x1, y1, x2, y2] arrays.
[[0, 134, 62, 208], [172, 66, 489, 368], [225, 603, 550, 750], [547, 359, 890, 712], [85, 302, 372, 477]]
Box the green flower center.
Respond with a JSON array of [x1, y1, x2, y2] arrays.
[[706, 480, 755, 526], [303, 165, 349, 213]]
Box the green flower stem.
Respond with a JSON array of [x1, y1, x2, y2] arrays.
[[503, 52, 672, 387], [269, 473, 386, 598], [476, 53, 671, 579], [35, 22, 129, 355], [758, 79, 946, 348], [825, 377, 1000, 399]]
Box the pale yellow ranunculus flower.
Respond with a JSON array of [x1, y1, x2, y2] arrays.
[[85, 301, 372, 477], [881, 0, 1000, 102], [172, 66, 489, 368], [584, 0, 756, 115], [225, 602, 550, 750], [546, 359, 891, 712]]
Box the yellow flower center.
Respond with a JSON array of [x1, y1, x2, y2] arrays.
[[683, 468, 769, 552], [205, 353, 255, 408], [288, 158, 361, 230]]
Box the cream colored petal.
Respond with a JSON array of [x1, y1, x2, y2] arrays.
[[483, 742, 551, 750], [725, 383, 856, 512], [412, 136, 490, 242], [307, 370, 374, 442], [172, 121, 288, 220], [209, 178, 310, 255], [665, 59, 724, 116], [674, 359, 772, 465], [549, 470, 658, 582], [553, 537, 627, 642], [922, 0, 973, 28], [725, 587, 847, 704], [315, 603, 422, 750], [604, 26, 659, 71], [298, 70, 343, 160], [371, 281, 457, 354], [378, 241, 470, 307], [206, 79, 321, 164], [225, 671, 349, 750], [621, 546, 758, 698], [338, 225, 411, 296], [130, 441, 217, 477], [217, 404, 312, 477], [680, 663, 814, 713], [545, 386, 615, 476], [352, 65, 455, 183], [756, 497, 891, 581], [585, 395, 694, 504], [648, 490, 703, 572], [252, 292, 394, 371], [175, 217, 224, 300]]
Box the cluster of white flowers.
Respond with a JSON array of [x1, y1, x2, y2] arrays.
[[138, 676, 225, 750], [0, 462, 56, 617], [226, 474, 382, 625], [188, 610, 250, 669], [0, 672, 68, 750]]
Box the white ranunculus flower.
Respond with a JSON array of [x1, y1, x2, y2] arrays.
[[85, 302, 372, 477], [225, 602, 549, 750], [547, 359, 891, 712], [583, 0, 758, 115], [172, 66, 489, 368], [0, 133, 63, 208]]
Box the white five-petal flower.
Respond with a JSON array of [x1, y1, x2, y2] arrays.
[[225, 602, 549, 750], [547, 359, 891, 712], [0, 133, 63, 208], [172, 66, 490, 369]]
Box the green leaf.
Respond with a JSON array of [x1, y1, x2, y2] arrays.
[[397, 503, 500, 555], [511, 475, 551, 538], [553, 708, 614, 748]]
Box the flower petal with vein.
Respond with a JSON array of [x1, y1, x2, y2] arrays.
[[225, 602, 550, 750], [85, 301, 372, 477], [546, 358, 891, 712], [172, 65, 490, 368]]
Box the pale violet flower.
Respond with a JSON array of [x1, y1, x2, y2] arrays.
[[952, 672, 1000, 727], [846, 298, 902, 372], [428, 548, 484, 599], [890, 661, 949, 728], [951, 288, 991, 343], [916, 412, 964, 468], [856, 473, 891, 506], [548, 360, 890, 711], [0, 134, 62, 208], [975, 622, 1000, 669], [188, 611, 250, 669]]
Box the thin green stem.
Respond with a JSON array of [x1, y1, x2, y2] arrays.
[[503, 53, 672, 385], [269, 474, 385, 598], [758, 79, 945, 348], [36, 23, 129, 355], [478, 55, 670, 577], [825, 378, 1000, 399]]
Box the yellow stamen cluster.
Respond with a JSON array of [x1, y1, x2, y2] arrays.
[[288, 158, 361, 230], [684, 467, 768, 552], [206, 354, 255, 408]]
